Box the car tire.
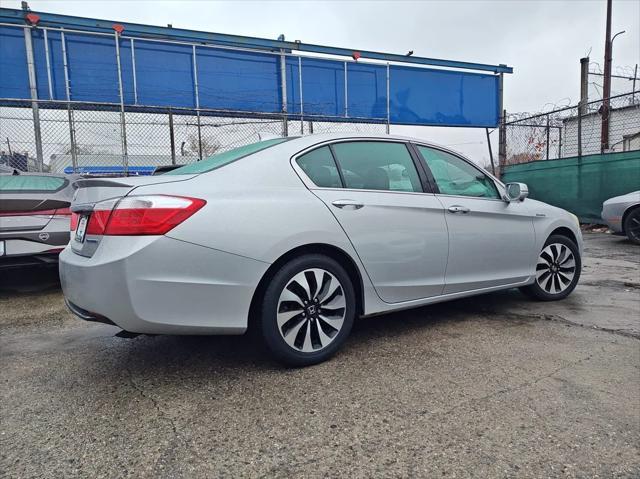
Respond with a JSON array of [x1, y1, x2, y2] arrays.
[[519, 234, 581, 301], [623, 208, 640, 245], [260, 254, 356, 367]]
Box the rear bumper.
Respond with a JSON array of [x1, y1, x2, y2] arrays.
[[59, 235, 270, 335]]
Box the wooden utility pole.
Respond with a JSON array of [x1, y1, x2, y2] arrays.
[[600, 0, 612, 153]]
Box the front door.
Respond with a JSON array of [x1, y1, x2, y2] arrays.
[[295, 141, 449, 303], [414, 144, 536, 294]]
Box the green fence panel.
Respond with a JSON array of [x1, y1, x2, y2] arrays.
[[502, 150, 640, 223]]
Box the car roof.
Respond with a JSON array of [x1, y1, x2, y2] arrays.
[[285, 132, 432, 145], [276, 132, 469, 162]]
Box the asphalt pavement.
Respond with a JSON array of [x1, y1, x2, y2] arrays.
[[1, 232, 638, 478]]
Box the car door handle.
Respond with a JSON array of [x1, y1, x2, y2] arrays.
[[448, 205, 470, 214], [332, 200, 364, 210]]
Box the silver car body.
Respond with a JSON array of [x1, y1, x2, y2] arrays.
[[601, 191, 640, 234], [59, 133, 583, 335]]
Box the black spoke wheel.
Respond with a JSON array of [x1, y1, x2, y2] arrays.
[[624, 209, 640, 245], [260, 254, 355, 367], [520, 234, 581, 301]]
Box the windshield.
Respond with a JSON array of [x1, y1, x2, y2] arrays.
[[166, 138, 290, 175]]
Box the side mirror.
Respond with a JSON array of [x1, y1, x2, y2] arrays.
[[504, 182, 529, 202]]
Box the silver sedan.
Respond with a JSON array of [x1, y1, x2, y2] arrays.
[[601, 191, 640, 244], [60, 134, 583, 366]]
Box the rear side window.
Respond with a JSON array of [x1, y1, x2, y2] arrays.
[[296, 146, 342, 188], [0, 175, 66, 192], [331, 141, 423, 192], [166, 138, 290, 175]]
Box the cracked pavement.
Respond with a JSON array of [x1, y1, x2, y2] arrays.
[[1, 232, 639, 478]]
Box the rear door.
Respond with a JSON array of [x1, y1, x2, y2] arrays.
[[294, 140, 448, 303], [414, 144, 536, 294]]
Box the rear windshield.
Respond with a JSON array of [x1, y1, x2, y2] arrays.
[[166, 138, 290, 175], [0, 175, 67, 193]]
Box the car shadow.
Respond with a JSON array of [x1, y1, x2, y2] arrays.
[[0, 264, 61, 295], [99, 288, 531, 376]]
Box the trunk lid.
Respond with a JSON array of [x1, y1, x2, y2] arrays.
[[0, 196, 71, 232]]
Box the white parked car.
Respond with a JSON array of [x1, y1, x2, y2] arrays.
[[601, 191, 640, 244], [60, 134, 583, 366]]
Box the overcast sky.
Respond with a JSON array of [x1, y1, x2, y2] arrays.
[[4, 0, 639, 164]]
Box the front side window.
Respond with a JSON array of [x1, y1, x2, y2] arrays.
[[296, 146, 342, 188], [167, 138, 290, 175], [331, 141, 422, 192], [417, 146, 499, 199]]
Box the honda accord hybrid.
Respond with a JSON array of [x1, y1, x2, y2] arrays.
[[60, 134, 583, 366]]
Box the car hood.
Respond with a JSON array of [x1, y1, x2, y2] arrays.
[[603, 191, 640, 206]]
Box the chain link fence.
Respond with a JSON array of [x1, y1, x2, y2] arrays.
[[502, 91, 639, 166], [0, 99, 387, 174]]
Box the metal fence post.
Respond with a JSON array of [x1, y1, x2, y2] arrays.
[[545, 114, 550, 160], [67, 103, 78, 172], [485, 128, 496, 176], [577, 105, 583, 158], [114, 29, 129, 174], [280, 46, 289, 137], [61, 30, 77, 173], [43, 28, 54, 100], [130, 38, 138, 105], [298, 56, 304, 134], [498, 109, 507, 170], [192, 45, 203, 160], [558, 125, 563, 159], [344, 61, 348, 118], [23, 24, 44, 171], [386, 63, 390, 134], [169, 108, 176, 165]]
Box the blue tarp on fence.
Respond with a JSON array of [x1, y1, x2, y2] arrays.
[[0, 20, 501, 127]]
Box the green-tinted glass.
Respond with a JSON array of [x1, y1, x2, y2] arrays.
[[296, 146, 342, 188], [166, 138, 289, 175], [0, 175, 66, 192], [331, 141, 422, 192], [418, 146, 499, 199]]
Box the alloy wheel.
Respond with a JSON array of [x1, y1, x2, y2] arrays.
[[276, 268, 346, 353], [627, 214, 640, 242], [535, 243, 576, 294]]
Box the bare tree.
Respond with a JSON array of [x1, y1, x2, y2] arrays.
[[184, 133, 220, 158]]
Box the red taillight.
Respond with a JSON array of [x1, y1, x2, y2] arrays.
[[86, 210, 112, 235], [80, 195, 205, 236], [70, 212, 79, 231]]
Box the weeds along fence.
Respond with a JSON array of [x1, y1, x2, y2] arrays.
[[502, 91, 640, 166], [0, 99, 387, 174]]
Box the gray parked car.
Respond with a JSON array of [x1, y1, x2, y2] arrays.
[[601, 191, 640, 245], [0, 172, 79, 268], [60, 134, 583, 366]]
